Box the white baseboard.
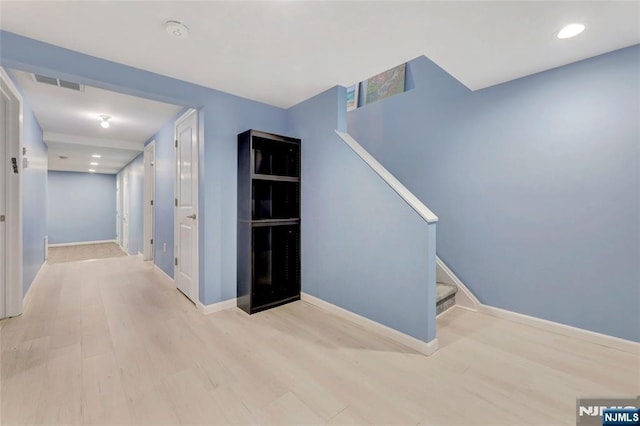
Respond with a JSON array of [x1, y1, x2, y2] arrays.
[[436, 304, 476, 319], [153, 264, 174, 285], [301, 292, 439, 356], [436, 256, 479, 311], [23, 262, 48, 307], [434, 258, 638, 354], [197, 298, 237, 315], [478, 304, 640, 354], [152, 264, 236, 315], [48, 239, 117, 248]]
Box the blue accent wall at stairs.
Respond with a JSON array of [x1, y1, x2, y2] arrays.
[[347, 46, 640, 342], [287, 87, 437, 343]]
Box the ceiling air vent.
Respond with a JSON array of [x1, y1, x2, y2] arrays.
[[32, 74, 84, 91]]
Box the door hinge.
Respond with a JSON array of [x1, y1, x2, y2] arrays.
[[150, 199, 154, 206], [175, 198, 178, 207], [150, 238, 153, 245], [175, 139, 178, 148], [175, 257, 178, 266], [0, 215, 5, 222]]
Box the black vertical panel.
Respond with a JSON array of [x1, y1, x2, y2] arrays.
[[237, 131, 253, 313]]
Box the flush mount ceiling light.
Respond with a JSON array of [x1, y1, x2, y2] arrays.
[[88, 169, 96, 173], [90, 162, 99, 166], [91, 154, 102, 158], [557, 23, 586, 39], [165, 20, 189, 39], [99, 115, 111, 129]]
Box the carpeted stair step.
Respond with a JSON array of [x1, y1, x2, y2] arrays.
[[436, 282, 458, 315]]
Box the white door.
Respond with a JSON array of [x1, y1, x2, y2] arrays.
[[0, 86, 7, 319], [122, 171, 129, 254], [143, 142, 155, 261], [174, 110, 199, 303], [116, 176, 121, 247]]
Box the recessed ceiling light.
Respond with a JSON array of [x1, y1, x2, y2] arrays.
[[90, 162, 99, 166], [88, 169, 96, 173], [557, 23, 585, 39], [165, 20, 189, 39], [99, 115, 111, 129], [91, 154, 102, 158]]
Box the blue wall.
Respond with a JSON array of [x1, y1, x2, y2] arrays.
[[8, 71, 48, 296], [348, 46, 640, 342], [287, 87, 437, 343], [117, 154, 144, 255], [0, 31, 289, 304], [47, 171, 117, 244]]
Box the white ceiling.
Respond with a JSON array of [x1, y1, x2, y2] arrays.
[[1, 1, 638, 109], [10, 69, 182, 174]]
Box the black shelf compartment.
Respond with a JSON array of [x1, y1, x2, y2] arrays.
[[252, 136, 300, 178], [252, 180, 299, 220], [238, 130, 301, 315], [250, 224, 301, 312]]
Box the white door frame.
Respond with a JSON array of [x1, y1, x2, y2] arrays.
[[174, 108, 199, 304], [122, 170, 130, 254], [116, 175, 121, 247], [143, 141, 155, 261], [0, 67, 24, 318]]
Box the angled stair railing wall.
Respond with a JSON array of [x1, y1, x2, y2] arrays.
[[288, 86, 442, 353], [328, 130, 440, 348], [334, 131, 469, 318]]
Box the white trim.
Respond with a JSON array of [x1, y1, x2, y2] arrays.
[[197, 298, 237, 315], [436, 304, 472, 319], [0, 67, 24, 318], [434, 258, 638, 353], [478, 304, 640, 354], [153, 263, 174, 285], [436, 256, 479, 311], [173, 108, 199, 304], [121, 168, 130, 254], [334, 130, 438, 224], [301, 292, 439, 356], [116, 174, 122, 247], [48, 239, 117, 247], [23, 262, 47, 307]]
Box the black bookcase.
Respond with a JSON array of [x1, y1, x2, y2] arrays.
[[237, 130, 301, 314]]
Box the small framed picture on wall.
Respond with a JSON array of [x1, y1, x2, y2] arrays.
[[346, 84, 359, 112]]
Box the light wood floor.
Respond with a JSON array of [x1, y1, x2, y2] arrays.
[[1, 256, 638, 425], [47, 242, 127, 264]]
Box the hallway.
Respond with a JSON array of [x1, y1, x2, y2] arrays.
[[1, 256, 638, 425]]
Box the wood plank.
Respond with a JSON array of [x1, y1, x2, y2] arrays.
[[1, 255, 638, 425]]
